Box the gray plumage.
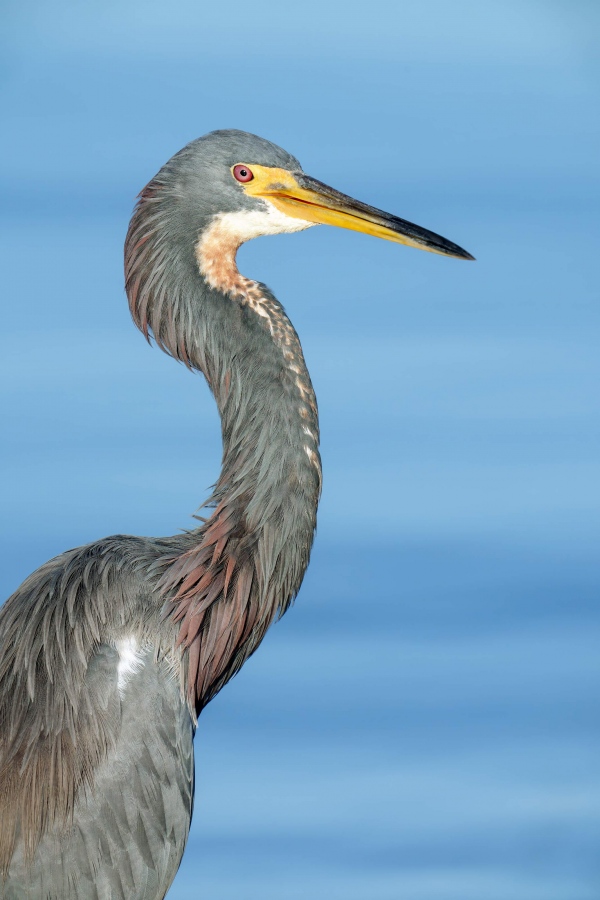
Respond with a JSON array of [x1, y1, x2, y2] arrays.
[[0, 129, 471, 899], [0, 131, 321, 899]]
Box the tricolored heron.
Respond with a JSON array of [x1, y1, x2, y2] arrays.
[[0, 130, 472, 898]]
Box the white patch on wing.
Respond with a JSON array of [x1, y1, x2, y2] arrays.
[[115, 636, 145, 697]]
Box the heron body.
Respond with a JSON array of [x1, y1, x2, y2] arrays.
[[0, 130, 471, 899]]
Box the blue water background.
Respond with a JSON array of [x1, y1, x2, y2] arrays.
[[1, 2, 599, 897]]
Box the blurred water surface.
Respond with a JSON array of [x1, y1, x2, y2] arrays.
[[1, 2, 599, 898]]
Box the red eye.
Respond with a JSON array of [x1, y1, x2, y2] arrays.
[[233, 165, 254, 183]]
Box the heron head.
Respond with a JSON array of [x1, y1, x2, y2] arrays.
[[154, 129, 474, 260]]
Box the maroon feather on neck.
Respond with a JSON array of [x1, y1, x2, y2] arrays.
[[125, 176, 321, 715]]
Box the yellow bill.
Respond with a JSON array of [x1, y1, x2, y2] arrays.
[[234, 164, 474, 260]]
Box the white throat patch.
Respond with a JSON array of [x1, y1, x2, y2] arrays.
[[214, 202, 315, 241], [195, 202, 315, 296]]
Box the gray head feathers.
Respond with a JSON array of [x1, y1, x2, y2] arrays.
[[146, 129, 302, 233]]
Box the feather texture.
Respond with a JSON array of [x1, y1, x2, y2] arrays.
[[0, 130, 321, 897]]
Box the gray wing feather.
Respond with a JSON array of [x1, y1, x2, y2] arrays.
[[0, 538, 195, 900], [4, 649, 194, 900]]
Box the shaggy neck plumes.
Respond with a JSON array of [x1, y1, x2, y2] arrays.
[[125, 180, 321, 714]]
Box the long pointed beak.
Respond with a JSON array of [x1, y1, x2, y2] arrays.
[[240, 165, 474, 260]]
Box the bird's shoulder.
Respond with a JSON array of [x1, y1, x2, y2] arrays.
[[0, 533, 179, 733], [0, 534, 187, 877], [0, 533, 171, 646]]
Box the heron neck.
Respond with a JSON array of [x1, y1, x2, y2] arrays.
[[125, 185, 321, 711], [205, 274, 321, 548], [158, 274, 321, 711]]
